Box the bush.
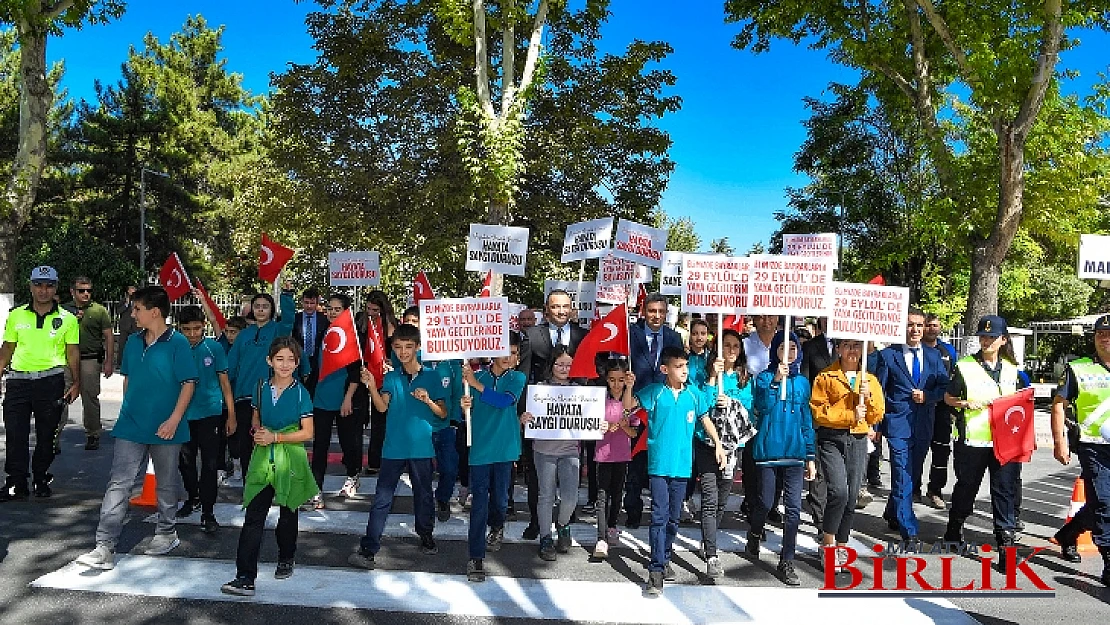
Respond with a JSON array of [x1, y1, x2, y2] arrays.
[[15, 223, 143, 305]]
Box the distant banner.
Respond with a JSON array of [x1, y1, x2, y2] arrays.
[[596, 254, 636, 304], [745, 255, 834, 317], [328, 251, 381, 286], [660, 251, 684, 296], [611, 219, 667, 268], [826, 282, 910, 344], [1078, 234, 1110, 280], [419, 297, 511, 359], [681, 254, 748, 314], [544, 280, 596, 327], [465, 224, 530, 276], [783, 233, 839, 268], [524, 384, 607, 440], [561, 218, 614, 263]]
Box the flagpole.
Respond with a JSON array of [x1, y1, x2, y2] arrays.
[[575, 259, 586, 322], [464, 379, 472, 447], [350, 308, 364, 365], [858, 340, 868, 409], [272, 270, 282, 319], [781, 315, 790, 400]]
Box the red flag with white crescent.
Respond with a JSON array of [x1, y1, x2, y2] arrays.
[[158, 253, 192, 302], [320, 309, 361, 381], [194, 279, 226, 331], [989, 387, 1036, 464], [868, 274, 885, 285], [478, 270, 493, 298], [722, 314, 745, 333], [636, 284, 648, 318], [569, 303, 630, 379], [413, 271, 436, 304], [363, 314, 387, 388], [258, 233, 295, 283]]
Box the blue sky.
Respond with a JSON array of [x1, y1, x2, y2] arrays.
[[49, 1, 1110, 256]]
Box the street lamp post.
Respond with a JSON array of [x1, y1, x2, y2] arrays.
[[139, 167, 169, 275]]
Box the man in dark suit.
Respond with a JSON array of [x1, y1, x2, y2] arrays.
[[293, 287, 329, 394], [516, 289, 587, 538], [871, 307, 949, 540], [623, 292, 683, 528]]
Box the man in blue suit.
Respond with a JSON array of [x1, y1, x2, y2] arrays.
[[871, 307, 949, 540], [624, 292, 684, 527]]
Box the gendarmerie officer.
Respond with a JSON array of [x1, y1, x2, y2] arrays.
[[1052, 313, 1110, 586], [0, 266, 80, 501]]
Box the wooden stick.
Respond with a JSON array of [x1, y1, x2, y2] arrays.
[[575, 259, 586, 320], [858, 340, 869, 407], [781, 315, 790, 400], [464, 378, 473, 447], [718, 312, 725, 396]]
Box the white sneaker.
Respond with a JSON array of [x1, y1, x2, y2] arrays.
[[680, 501, 695, 523], [146, 531, 180, 556], [340, 476, 360, 498], [856, 488, 873, 509], [75, 545, 115, 570], [463, 493, 473, 510], [457, 487, 469, 508], [216, 470, 229, 487], [593, 539, 609, 559]]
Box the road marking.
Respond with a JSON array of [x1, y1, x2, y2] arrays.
[[31, 555, 976, 625]]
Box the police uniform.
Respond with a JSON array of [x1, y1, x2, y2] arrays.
[[943, 316, 1027, 552], [1, 266, 79, 501], [1052, 314, 1110, 585]]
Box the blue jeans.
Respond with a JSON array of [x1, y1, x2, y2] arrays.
[[360, 457, 434, 554], [1055, 443, 1110, 547], [749, 464, 803, 560], [433, 427, 459, 504], [648, 475, 687, 572], [468, 461, 512, 560], [884, 436, 919, 538]]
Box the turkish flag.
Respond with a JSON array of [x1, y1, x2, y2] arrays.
[[363, 314, 387, 388], [320, 309, 361, 381], [635, 284, 648, 318], [194, 279, 226, 331], [868, 274, 885, 285], [989, 387, 1036, 465], [478, 270, 493, 298], [630, 407, 650, 457], [722, 314, 745, 333], [259, 233, 295, 283], [158, 253, 192, 302], [569, 303, 630, 379], [413, 271, 436, 304]]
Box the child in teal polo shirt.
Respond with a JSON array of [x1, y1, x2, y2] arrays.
[[348, 324, 448, 569], [221, 336, 317, 597], [627, 346, 724, 597], [175, 305, 236, 533], [459, 332, 527, 583], [75, 286, 198, 571]]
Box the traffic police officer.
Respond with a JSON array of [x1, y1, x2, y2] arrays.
[[0, 266, 81, 501], [1052, 314, 1110, 586], [942, 315, 1028, 568]]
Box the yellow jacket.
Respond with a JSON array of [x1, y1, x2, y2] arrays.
[[810, 362, 885, 434]]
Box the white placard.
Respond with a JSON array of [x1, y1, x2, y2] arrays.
[[680, 254, 749, 314], [561, 218, 614, 263], [544, 280, 596, 327], [465, 224, 530, 276], [826, 282, 910, 344], [745, 254, 834, 317], [783, 233, 839, 268], [1078, 234, 1110, 280], [419, 297, 511, 359], [611, 219, 667, 268], [660, 251, 684, 296], [327, 251, 381, 286], [524, 384, 607, 440], [596, 254, 637, 304]]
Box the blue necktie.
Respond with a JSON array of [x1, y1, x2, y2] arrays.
[[556, 325, 564, 347], [911, 347, 921, 387], [649, 332, 660, 366], [304, 315, 314, 356]]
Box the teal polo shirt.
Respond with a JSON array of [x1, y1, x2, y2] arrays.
[[253, 379, 314, 431], [114, 328, 199, 445], [637, 382, 714, 478], [313, 349, 359, 412], [380, 367, 448, 459], [467, 368, 527, 466], [185, 337, 228, 421], [227, 292, 296, 400], [424, 359, 464, 429]]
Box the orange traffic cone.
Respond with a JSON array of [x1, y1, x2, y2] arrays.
[[1050, 477, 1097, 553], [129, 458, 159, 507]]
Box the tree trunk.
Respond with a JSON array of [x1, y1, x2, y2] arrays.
[[1, 21, 51, 294], [486, 197, 509, 297], [962, 129, 1025, 342]]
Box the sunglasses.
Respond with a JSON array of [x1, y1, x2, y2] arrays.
[[31, 281, 57, 288], [75, 288, 92, 293]]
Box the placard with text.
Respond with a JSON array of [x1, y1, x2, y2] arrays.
[[561, 218, 614, 263], [465, 224, 530, 276], [524, 384, 607, 440], [680, 254, 749, 314], [328, 251, 381, 286], [825, 282, 910, 344], [745, 255, 834, 317], [419, 297, 511, 359], [610, 219, 667, 268]]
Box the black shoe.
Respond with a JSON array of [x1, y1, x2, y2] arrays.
[[867, 477, 882, 488], [436, 500, 451, 522], [85, 435, 100, 451], [275, 560, 294, 579], [347, 549, 376, 570], [995, 532, 1017, 573], [556, 524, 572, 554], [486, 526, 504, 552], [522, 524, 540, 541], [32, 477, 53, 498], [420, 534, 439, 555], [767, 509, 783, 524], [663, 562, 676, 582], [0, 484, 29, 503], [175, 500, 199, 518], [883, 514, 901, 533], [201, 515, 220, 534], [778, 559, 800, 586], [645, 571, 664, 597], [467, 558, 486, 583], [221, 576, 255, 596], [1060, 544, 1082, 563], [745, 532, 761, 557], [506, 505, 519, 522], [626, 519, 641, 530], [539, 535, 557, 561], [1014, 518, 1026, 533]]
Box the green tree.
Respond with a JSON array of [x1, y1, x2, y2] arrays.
[[709, 237, 734, 256]]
